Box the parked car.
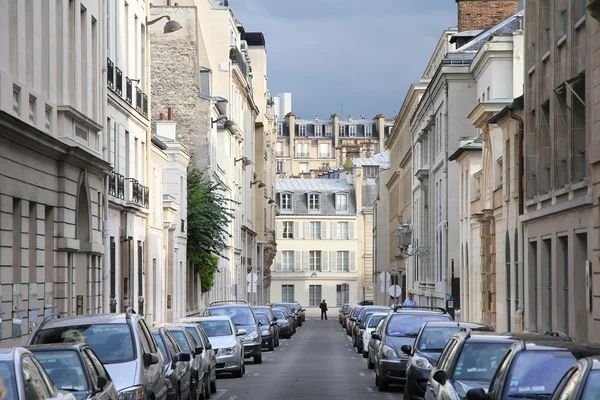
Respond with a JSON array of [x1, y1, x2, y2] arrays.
[[204, 300, 263, 364], [353, 306, 391, 352], [372, 306, 453, 391], [270, 303, 298, 332], [181, 316, 245, 378], [367, 318, 385, 370], [161, 324, 209, 400], [255, 312, 277, 351], [551, 355, 600, 399], [361, 313, 389, 358], [294, 302, 306, 324], [152, 327, 193, 400], [252, 306, 280, 347], [339, 304, 354, 328], [346, 306, 363, 336], [464, 341, 600, 400], [402, 321, 494, 400], [28, 343, 117, 400], [28, 310, 168, 400], [0, 347, 77, 400], [271, 308, 293, 339]]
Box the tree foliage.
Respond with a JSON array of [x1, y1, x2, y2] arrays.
[[187, 163, 232, 293], [343, 159, 353, 172]]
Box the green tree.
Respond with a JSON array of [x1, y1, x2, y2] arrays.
[[187, 163, 232, 293], [343, 159, 353, 172]]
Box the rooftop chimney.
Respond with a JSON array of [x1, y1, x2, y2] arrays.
[[156, 108, 177, 141], [456, 0, 519, 32]]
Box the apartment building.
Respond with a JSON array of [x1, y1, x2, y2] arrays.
[[0, 0, 109, 344], [521, 0, 598, 341], [272, 179, 362, 312], [275, 113, 394, 178]]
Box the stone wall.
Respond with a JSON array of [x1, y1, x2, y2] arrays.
[[457, 0, 519, 32]]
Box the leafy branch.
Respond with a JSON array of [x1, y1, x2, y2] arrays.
[[187, 163, 233, 293]]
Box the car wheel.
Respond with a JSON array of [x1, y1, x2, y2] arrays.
[[404, 382, 412, 400], [268, 339, 275, 351], [367, 355, 374, 369], [362, 350, 368, 358], [357, 345, 362, 354], [254, 354, 263, 364], [210, 379, 217, 394], [376, 370, 389, 392], [204, 377, 211, 399], [242, 360, 246, 374], [198, 379, 205, 400], [233, 364, 243, 378]]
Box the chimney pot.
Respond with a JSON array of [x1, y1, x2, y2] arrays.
[[159, 112, 165, 120], [167, 107, 174, 120]]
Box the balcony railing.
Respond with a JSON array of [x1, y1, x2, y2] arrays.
[[142, 93, 148, 118], [115, 67, 123, 96], [126, 78, 133, 104], [276, 151, 285, 157], [107, 58, 114, 89], [233, 47, 247, 78], [296, 152, 310, 158], [127, 178, 149, 208], [319, 153, 330, 158], [108, 171, 125, 200], [135, 87, 143, 113]]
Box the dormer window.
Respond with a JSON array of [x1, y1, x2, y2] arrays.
[[315, 125, 323, 137], [365, 125, 373, 138], [298, 125, 307, 137], [308, 193, 320, 211], [349, 126, 357, 137], [364, 166, 379, 179], [336, 193, 348, 211], [281, 193, 292, 210]]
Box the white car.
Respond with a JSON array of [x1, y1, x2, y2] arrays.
[[362, 313, 389, 358]]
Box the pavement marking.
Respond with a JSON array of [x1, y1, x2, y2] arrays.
[[359, 372, 365, 376], [366, 387, 373, 392], [211, 390, 228, 399], [228, 397, 238, 400], [347, 348, 352, 351], [253, 373, 260, 376], [386, 394, 395, 400], [351, 357, 356, 359], [267, 359, 274, 361]]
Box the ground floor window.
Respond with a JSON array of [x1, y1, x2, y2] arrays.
[[282, 285, 294, 303], [336, 284, 349, 307], [309, 285, 322, 306]]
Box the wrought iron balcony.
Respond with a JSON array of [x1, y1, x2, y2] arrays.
[[142, 93, 148, 118], [135, 87, 143, 113], [115, 67, 123, 96], [126, 178, 149, 208], [108, 172, 125, 200], [276, 151, 284, 157], [296, 152, 310, 158], [125, 78, 133, 104], [231, 47, 248, 78], [107, 58, 114, 89]]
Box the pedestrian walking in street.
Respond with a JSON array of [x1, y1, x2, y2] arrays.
[[403, 292, 417, 307], [320, 299, 328, 320]]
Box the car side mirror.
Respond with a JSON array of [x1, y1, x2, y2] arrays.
[[350, 317, 356, 322], [371, 332, 381, 340], [206, 343, 212, 350], [271, 322, 278, 327], [194, 346, 203, 355], [143, 352, 159, 367], [401, 344, 412, 356], [258, 321, 263, 326], [466, 388, 489, 400], [433, 370, 448, 385], [237, 329, 247, 336], [177, 352, 192, 362], [95, 375, 108, 392]]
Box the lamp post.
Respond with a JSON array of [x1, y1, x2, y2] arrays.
[[395, 223, 428, 258]]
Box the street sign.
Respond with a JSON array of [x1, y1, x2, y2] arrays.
[[387, 285, 402, 298], [379, 271, 391, 293], [231, 284, 240, 299]]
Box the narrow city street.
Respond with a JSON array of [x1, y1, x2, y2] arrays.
[[215, 319, 403, 400]]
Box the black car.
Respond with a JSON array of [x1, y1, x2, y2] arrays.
[[255, 312, 278, 351], [465, 340, 600, 400], [271, 308, 294, 338], [402, 321, 494, 400], [270, 303, 299, 331], [373, 306, 453, 391], [253, 306, 280, 347], [152, 328, 193, 400], [550, 355, 600, 399]]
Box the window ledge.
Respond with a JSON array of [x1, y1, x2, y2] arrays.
[[575, 16, 586, 30], [571, 179, 588, 191], [542, 51, 551, 62], [528, 65, 536, 76], [557, 34, 567, 48]]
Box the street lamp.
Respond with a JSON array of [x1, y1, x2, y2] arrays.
[[147, 15, 183, 34], [250, 180, 266, 188], [395, 223, 428, 258], [211, 115, 234, 128]]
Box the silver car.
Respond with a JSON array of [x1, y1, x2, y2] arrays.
[[182, 316, 245, 378], [0, 347, 76, 400]]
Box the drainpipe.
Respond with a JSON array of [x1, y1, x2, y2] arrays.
[[101, 0, 111, 313], [509, 108, 524, 329], [443, 80, 450, 304]]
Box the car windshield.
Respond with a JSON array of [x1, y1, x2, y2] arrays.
[[582, 371, 600, 399], [153, 333, 168, 359], [255, 308, 274, 319], [368, 315, 386, 328], [256, 313, 270, 326], [32, 350, 88, 393], [199, 321, 233, 337], [385, 314, 450, 337], [183, 327, 202, 346], [504, 351, 576, 399], [454, 342, 511, 382], [33, 324, 135, 364], [273, 310, 286, 319], [208, 307, 256, 326], [418, 326, 463, 351], [170, 330, 193, 353], [0, 361, 17, 400]]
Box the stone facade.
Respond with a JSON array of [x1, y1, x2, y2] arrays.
[[457, 0, 520, 32]]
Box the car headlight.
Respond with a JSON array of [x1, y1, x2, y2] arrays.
[[117, 386, 144, 400], [261, 330, 270, 335], [412, 355, 433, 369], [221, 347, 237, 355], [382, 345, 398, 358], [244, 331, 258, 341]]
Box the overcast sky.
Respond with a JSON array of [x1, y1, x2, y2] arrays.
[[232, 0, 457, 119]]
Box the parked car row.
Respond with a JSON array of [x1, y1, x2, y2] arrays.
[[341, 303, 600, 399], [0, 299, 307, 400]]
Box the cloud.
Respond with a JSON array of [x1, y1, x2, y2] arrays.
[[232, 0, 457, 118]]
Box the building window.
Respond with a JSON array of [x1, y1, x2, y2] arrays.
[[349, 126, 356, 137], [276, 141, 283, 156], [199, 67, 212, 96], [365, 125, 372, 137], [296, 142, 309, 158], [282, 221, 294, 239], [282, 251, 294, 272], [309, 285, 322, 306], [281, 193, 292, 210], [299, 163, 309, 173], [319, 143, 330, 158], [298, 125, 307, 136], [309, 222, 321, 239], [335, 194, 348, 211], [282, 284, 294, 302], [309, 251, 322, 271], [336, 284, 349, 307], [364, 166, 378, 179], [337, 222, 349, 239], [337, 251, 349, 272], [315, 125, 323, 137], [325, 125, 333, 136], [308, 194, 320, 211], [374, 143, 380, 154], [339, 125, 345, 136], [277, 123, 283, 136], [276, 162, 284, 173]]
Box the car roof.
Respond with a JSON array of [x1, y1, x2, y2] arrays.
[[208, 304, 252, 310], [183, 316, 232, 322], [39, 313, 132, 328], [26, 343, 89, 352], [461, 331, 573, 343], [423, 321, 494, 330], [589, 357, 600, 370], [521, 341, 600, 355], [0, 347, 28, 361]]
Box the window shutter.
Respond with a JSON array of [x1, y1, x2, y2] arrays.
[[322, 251, 329, 271], [276, 221, 283, 239], [304, 222, 309, 239], [331, 222, 337, 239], [276, 252, 283, 271], [330, 251, 337, 272], [349, 251, 356, 272], [349, 222, 356, 239], [294, 251, 302, 271], [302, 251, 309, 271], [321, 222, 327, 239], [293, 222, 300, 239]]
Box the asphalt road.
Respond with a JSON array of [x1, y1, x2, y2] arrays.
[[213, 317, 403, 400]]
